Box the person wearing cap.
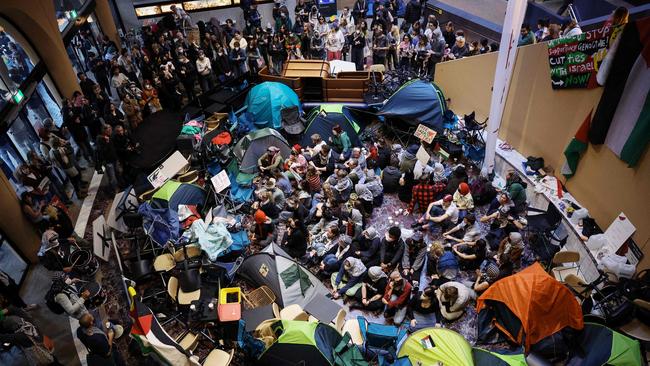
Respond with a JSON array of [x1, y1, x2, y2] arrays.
[[401, 232, 428, 280], [380, 226, 406, 271], [329, 124, 352, 160], [286, 144, 308, 179], [331, 257, 367, 299], [496, 232, 524, 275], [418, 194, 459, 232], [405, 173, 446, 216], [264, 178, 286, 212], [258, 146, 284, 175], [453, 182, 474, 220], [77, 312, 126, 365], [356, 227, 381, 267], [251, 209, 275, 246]]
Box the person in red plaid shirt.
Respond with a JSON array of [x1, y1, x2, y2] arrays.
[[404, 174, 447, 215]]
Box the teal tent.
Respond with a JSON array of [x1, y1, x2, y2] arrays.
[[245, 82, 301, 129]]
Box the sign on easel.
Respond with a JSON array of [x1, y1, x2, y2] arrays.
[[414, 124, 437, 144], [211, 170, 231, 193]]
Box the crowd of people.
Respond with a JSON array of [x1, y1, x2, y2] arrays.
[[249, 127, 530, 327]]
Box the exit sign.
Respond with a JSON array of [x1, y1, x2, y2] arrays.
[[12, 89, 24, 104]]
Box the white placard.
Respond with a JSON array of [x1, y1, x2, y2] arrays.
[[604, 212, 636, 254], [211, 170, 231, 193], [147, 151, 189, 188], [416, 146, 431, 166]]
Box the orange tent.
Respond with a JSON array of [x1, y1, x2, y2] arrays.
[[476, 262, 584, 350]]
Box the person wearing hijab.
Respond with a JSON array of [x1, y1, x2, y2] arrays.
[[38, 229, 73, 272], [364, 170, 384, 206], [355, 227, 381, 267], [353, 266, 388, 311], [355, 183, 374, 216], [331, 257, 367, 299]]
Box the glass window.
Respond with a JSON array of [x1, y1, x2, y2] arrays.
[[0, 27, 36, 90], [0, 233, 28, 285], [7, 115, 40, 161], [0, 135, 23, 191], [37, 81, 63, 127], [53, 0, 85, 32], [24, 89, 54, 132]]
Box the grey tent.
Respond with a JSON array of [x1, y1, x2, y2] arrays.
[[238, 244, 338, 314], [233, 128, 291, 174]]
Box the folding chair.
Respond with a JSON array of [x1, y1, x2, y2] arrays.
[[242, 285, 276, 310], [281, 106, 305, 136], [550, 251, 582, 282]]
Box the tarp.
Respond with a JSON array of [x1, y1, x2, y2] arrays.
[[233, 128, 292, 174], [566, 323, 642, 366], [257, 320, 343, 366], [476, 262, 584, 351], [237, 243, 333, 309], [301, 105, 362, 148], [397, 327, 473, 366], [245, 82, 301, 129], [130, 300, 191, 366], [378, 80, 447, 131]]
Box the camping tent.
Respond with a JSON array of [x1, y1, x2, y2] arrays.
[[472, 348, 528, 366], [257, 320, 345, 366], [397, 327, 474, 366], [237, 243, 333, 309], [476, 262, 584, 351], [378, 80, 447, 131], [130, 300, 192, 366], [150, 181, 206, 211], [301, 104, 362, 148], [566, 322, 642, 366], [245, 82, 301, 129], [233, 128, 292, 174]]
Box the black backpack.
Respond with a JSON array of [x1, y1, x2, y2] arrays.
[[45, 287, 66, 315]]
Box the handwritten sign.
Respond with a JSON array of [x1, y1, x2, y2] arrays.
[[210, 170, 231, 193], [414, 124, 437, 143], [547, 25, 621, 89]]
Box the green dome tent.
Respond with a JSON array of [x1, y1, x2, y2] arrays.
[[233, 128, 292, 174], [256, 320, 367, 366], [566, 322, 642, 365], [472, 348, 527, 366]]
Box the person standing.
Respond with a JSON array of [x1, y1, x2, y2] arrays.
[[0, 271, 35, 310], [77, 313, 125, 366], [96, 125, 120, 192], [350, 28, 366, 70]]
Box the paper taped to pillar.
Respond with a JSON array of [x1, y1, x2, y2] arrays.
[[547, 25, 622, 89]]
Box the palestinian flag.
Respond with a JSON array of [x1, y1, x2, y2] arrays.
[[130, 300, 191, 365], [589, 17, 650, 167], [562, 110, 592, 178]]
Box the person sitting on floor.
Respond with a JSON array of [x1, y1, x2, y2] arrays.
[[408, 285, 440, 331], [415, 194, 459, 232], [320, 234, 352, 274], [258, 146, 284, 175], [352, 266, 389, 312], [380, 226, 406, 272], [405, 174, 446, 216], [264, 178, 286, 212], [256, 190, 279, 220], [453, 182, 474, 219], [307, 224, 341, 262], [329, 124, 352, 160], [481, 192, 515, 249], [496, 231, 524, 276], [283, 217, 307, 259], [251, 209, 275, 247], [331, 257, 367, 299], [473, 259, 501, 293], [355, 227, 381, 267], [443, 214, 482, 245], [286, 144, 308, 179], [382, 271, 412, 324], [436, 281, 474, 321], [453, 238, 488, 271], [401, 231, 428, 281]]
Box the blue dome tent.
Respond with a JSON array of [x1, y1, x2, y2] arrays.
[[378, 80, 447, 132], [245, 82, 301, 129]]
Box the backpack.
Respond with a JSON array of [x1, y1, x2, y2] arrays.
[[45, 287, 66, 315]]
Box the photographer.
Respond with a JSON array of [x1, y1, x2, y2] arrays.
[[372, 26, 388, 66]]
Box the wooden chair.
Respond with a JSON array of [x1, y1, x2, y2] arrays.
[[332, 309, 347, 333], [176, 332, 199, 353], [551, 251, 581, 282], [242, 286, 276, 310], [341, 319, 364, 345], [202, 348, 234, 366], [279, 304, 309, 321]]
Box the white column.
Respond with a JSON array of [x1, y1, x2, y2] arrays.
[[481, 0, 529, 176]]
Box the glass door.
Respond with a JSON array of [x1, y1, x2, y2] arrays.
[[0, 230, 29, 285]]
